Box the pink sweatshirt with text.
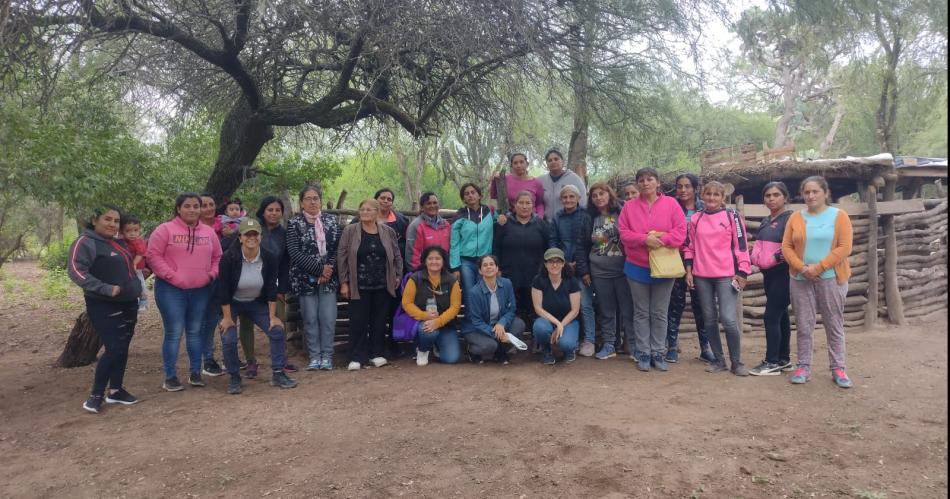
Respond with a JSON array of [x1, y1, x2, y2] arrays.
[[683, 209, 751, 278], [618, 193, 686, 268], [146, 216, 223, 289]]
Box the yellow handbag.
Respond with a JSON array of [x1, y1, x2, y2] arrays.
[[648, 245, 686, 278]]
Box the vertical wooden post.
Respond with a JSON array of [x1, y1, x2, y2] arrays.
[[735, 194, 746, 334], [865, 184, 879, 329], [882, 174, 906, 324]]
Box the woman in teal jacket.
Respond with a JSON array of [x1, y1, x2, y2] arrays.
[[450, 183, 496, 295]]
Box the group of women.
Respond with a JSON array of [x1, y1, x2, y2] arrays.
[[68, 149, 856, 414]]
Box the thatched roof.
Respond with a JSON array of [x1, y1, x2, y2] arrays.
[[701, 153, 895, 185]]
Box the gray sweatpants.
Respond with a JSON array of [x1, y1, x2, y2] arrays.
[[627, 278, 675, 356], [592, 275, 635, 345], [790, 278, 848, 373], [694, 276, 742, 367]]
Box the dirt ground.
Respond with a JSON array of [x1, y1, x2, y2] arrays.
[[0, 260, 946, 498]]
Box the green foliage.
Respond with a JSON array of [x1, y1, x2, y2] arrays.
[[41, 267, 72, 301], [234, 147, 344, 212], [39, 235, 76, 272], [326, 152, 462, 212]]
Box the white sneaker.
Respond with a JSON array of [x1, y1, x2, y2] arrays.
[[416, 349, 430, 366], [507, 333, 528, 351], [370, 357, 388, 368], [347, 361, 361, 371]]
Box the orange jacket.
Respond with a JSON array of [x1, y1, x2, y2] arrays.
[[781, 208, 853, 284]]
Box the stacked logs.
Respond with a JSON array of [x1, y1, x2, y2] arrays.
[[879, 199, 948, 320]]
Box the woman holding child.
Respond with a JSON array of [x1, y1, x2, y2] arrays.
[[68, 205, 143, 413]]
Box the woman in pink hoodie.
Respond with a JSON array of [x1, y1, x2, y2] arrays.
[[617, 167, 686, 373], [683, 181, 752, 376], [147, 192, 223, 392]]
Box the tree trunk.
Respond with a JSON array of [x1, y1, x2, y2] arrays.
[[57, 312, 102, 368], [819, 103, 846, 156], [865, 184, 879, 328], [203, 97, 275, 201], [882, 176, 906, 324], [773, 64, 803, 148]]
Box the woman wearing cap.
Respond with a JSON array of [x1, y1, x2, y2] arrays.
[[493, 191, 551, 326], [461, 254, 527, 364], [617, 168, 686, 373], [286, 185, 342, 371], [147, 193, 223, 391], [401, 246, 462, 365], [68, 205, 143, 413], [217, 218, 298, 394], [338, 199, 404, 370], [531, 248, 582, 365]]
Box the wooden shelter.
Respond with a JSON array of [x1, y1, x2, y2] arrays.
[[671, 147, 949, 335]]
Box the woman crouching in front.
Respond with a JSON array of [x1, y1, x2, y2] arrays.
[[217, 218, 297, 394], [402, 246, 462, 366], [532, 248, 582, 365]]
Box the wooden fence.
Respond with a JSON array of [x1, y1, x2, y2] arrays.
[[282, 198, 947, 347]]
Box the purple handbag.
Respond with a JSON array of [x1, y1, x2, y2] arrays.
[[391, 274, 420, 342]]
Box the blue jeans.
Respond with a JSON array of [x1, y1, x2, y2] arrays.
[[299, 290, 338, 360], [198, 279, 221, 363], [580, 282, 596, 343], [155, 279, 211, 379], [532, 318, 580, 355], [415, 324, 461, 364], [458, 258, 481, 296], [220, 300, 287, 376]]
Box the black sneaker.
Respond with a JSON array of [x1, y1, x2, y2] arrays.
[[749, 361, 782, 376], [188, 372, 205, 387], [83, 395, 104, 414], [468, 353, 484, 364], [202, 360, 224, 377], [271, 371, 297, 389], [227, 376, 243, 395], [239, 359, 248, 370], [494, 349, 511, 365], [105, 388, 139, 405], [163, 377, 184, 392], [778, 360, 794, 372]]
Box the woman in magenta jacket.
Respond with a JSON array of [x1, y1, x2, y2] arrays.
[[683, 181, 752, 376], [147, 192, 223, 392], [617, 167, 686, 372]]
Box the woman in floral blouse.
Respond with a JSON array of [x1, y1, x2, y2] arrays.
[[578, 182, 634, 360]]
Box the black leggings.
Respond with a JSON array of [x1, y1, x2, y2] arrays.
[[762, 265, 791, 364], [85, 297, 138, 396], [348, 288, 392, 364]]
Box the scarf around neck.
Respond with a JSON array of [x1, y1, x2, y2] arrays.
[[303, 211, 327, 256]]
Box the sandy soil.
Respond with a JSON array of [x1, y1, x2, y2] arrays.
[[0, 260, 946, 498]]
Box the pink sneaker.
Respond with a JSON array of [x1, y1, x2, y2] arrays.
[[832, 368, 853, 388], [789, 367, 810, 384]]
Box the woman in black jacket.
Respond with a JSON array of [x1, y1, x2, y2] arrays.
[[217, 218, 298, 394], [493, 191, 550, 326], [67, 206, 143, 414]]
